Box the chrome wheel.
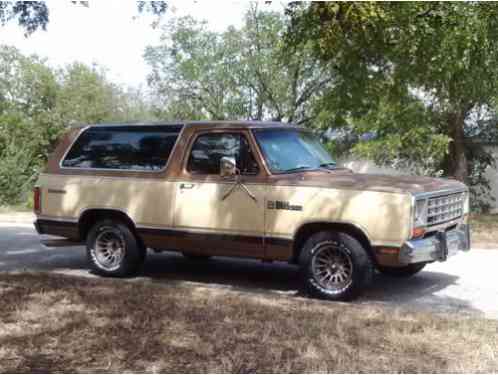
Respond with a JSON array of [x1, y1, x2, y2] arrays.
[[311, 242, 353, 294], [93, 228, 125, 271]]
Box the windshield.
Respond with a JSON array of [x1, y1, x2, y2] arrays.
[[253, 129, 336, 173]]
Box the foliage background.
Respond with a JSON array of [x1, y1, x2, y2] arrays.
[[0, 46, 155, 206], [1, 2, 498, 212]]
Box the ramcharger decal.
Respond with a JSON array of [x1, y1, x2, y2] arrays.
[[267, 200, 303, 211]]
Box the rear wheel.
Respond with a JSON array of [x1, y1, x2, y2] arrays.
[[299, 231, 373, 301], [377, 263, 426, 277], [86, 219, 145, 277]]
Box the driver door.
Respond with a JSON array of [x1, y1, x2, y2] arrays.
[[173, 130, 266, 257]]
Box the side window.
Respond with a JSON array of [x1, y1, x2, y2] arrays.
[[61, 125, 182, 171], [187, 133, 259, 175]]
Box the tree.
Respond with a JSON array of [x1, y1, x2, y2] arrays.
[[286, 2, 498, 183], [0, 45, 60, 204], [137, 1, 168, 18], [0, 45, 61, 152], [0, 1, 167, 35], [236, 5, 333, 124], [145, 16, 248, 120], [0, 1, 49, 35], [144, 6, 332, 124], [57, 63, 123, 125], [0, 45, 155, 205]]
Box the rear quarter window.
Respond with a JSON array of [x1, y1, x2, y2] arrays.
[[61, 125, 183, 171]]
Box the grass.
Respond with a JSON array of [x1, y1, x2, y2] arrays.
[[0, 195, 34, 213], [471, 214, 498, 247], [0, 273, 497, 373], [0, 204, 31, 214]]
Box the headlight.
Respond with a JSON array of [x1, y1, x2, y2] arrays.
[[413, 198, 428, 228]]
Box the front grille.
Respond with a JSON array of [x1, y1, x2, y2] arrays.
[[427, 192, 465, 226]]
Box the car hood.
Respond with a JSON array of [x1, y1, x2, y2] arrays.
[[272, 168, 467, 195]]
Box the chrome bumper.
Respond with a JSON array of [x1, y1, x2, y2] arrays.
[[399, 224, 470, 264]]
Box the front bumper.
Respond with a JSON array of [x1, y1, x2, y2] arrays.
[[34, 220, 43, 234], [399, 224, 470, 264]]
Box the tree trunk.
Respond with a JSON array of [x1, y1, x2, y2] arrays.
[[446, 112, 468, 182]]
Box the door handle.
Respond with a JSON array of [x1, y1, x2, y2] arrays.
[[180, 183, 195, 190]]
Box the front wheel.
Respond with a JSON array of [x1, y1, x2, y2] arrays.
[[377, 263, 426, 278], [299, 231, 373, 301], [86, 219, 145, 277]]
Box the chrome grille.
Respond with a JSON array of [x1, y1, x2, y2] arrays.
[[427, 192, 464, 226]]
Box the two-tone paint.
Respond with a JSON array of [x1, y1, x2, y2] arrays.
[[34, 121, 469, 266]]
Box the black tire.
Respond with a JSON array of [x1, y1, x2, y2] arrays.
[[182, 252, 212, 261], [86, 219, 145, 277], [299, 231, 373, 301], [377, 263, 426, 278]]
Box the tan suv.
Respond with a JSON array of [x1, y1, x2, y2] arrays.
[[34, 121, 471, 300]]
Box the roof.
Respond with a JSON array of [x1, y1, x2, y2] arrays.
[[70, 120, 304, 130]]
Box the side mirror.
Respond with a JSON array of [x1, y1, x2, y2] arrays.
[[220, 156, 237, 178]]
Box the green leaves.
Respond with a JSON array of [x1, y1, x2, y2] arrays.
[[286, 2, 498, 193], [1, 2, 168, 36], [0, 45, 155, 205], [0, 2, 49, 35], [144, 6, 332, 124], [57, 63, 122, 125]]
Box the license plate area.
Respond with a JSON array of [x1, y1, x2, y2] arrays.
[[438, 228, 465, 261], [436, 231, 448, 261]]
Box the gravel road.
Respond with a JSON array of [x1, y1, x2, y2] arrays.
[[1, 219, 497, 319]]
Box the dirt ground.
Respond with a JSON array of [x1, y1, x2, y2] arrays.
[[1, 272, 497, 373], [470, 214, 498, 248]]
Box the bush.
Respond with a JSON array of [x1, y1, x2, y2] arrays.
[[0, 139, 40, 206]]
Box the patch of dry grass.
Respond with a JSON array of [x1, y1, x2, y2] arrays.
[[471, 214, 498, 247], [0, 205, 31, 214], [0, 273, 497, 373]]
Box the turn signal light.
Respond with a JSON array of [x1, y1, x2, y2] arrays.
[[378, 247, 399, 255], [412, 227, 426, 238], [33, 187, 41, 214]]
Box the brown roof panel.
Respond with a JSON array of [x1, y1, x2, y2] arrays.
[[70, 120, 303, 130]]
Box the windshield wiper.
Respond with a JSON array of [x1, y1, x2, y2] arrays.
[[319, 162, 337, 169], [281, 166, 314, 173], [282, 163, 336, 173]]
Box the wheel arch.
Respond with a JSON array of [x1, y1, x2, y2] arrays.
[[291, 221, 374, 264], [78, 208, 137, 241]]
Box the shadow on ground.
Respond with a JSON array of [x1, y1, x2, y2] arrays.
[[0, 223, 482, 316], [140, 252, 479, 317]]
